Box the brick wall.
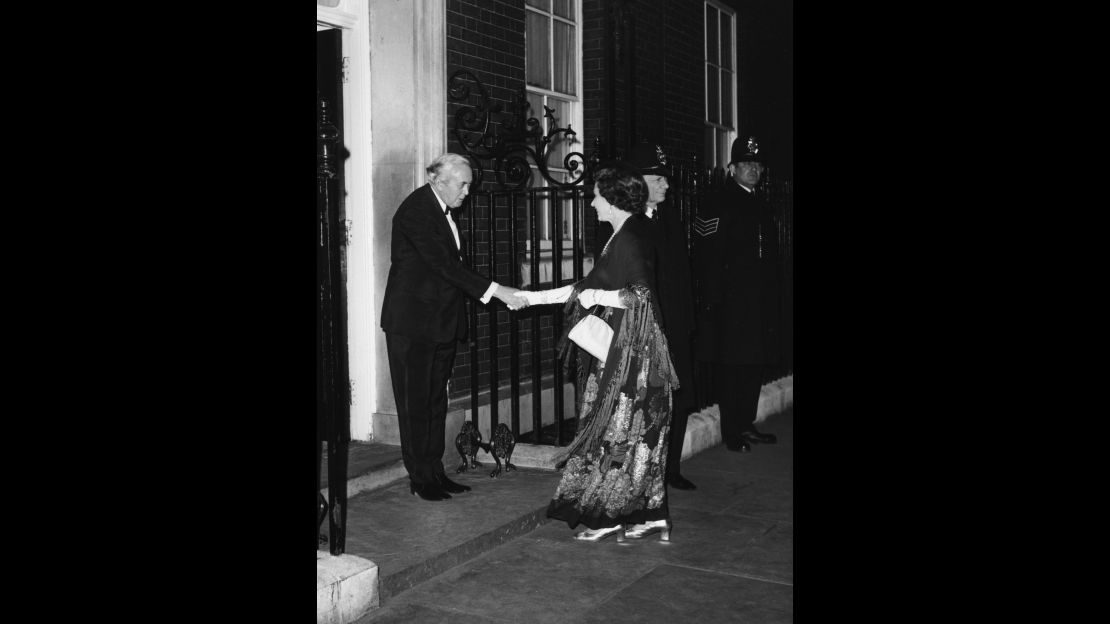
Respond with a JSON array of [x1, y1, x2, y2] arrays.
[[582, 0, 708, 165], [446, 0, 577, 402], [442, 0, 791, 402]]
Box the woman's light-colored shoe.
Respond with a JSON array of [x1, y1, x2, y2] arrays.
[[622, 519, 671, 541], [573, 525, 625, 542]]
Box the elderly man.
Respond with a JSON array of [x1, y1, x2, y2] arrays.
[[625, 140, 699, 490], [693, 137, 779, 453], [381, 153, 526, 501]]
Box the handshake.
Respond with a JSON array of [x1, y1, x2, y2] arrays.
[[492, 285, 531, 311], [494, 284, 620, 311]]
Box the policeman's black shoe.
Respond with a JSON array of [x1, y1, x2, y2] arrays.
[[667, 473, 697, 490], [436, 473, 471, 493], [410, 480, 451, 501], [725, 438, 751, 452], [739, 428, 777, 445]]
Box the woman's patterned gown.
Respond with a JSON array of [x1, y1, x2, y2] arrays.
[[547, 214, 680, 530]]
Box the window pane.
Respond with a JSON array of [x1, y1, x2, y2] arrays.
[[705, 6, 718, 63], [526, 91, 545, 131], [553, 22, 576, 95], [720, 14, 732, 70], [526, 12, 551, 89], [531, 169, 551, 239], [547, 97, 573, 167], [526, 0, 550, 10], [559, 194, 574, 245], [721, 70, 732, 127], [705, 125, 716, 167], [553, 0, 574, 19], [718, 129, 730, 168], [706, 65, 719, 124]]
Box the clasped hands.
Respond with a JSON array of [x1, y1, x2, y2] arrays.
[[493, 285, 530, 311], [494, 285, 617, 311]]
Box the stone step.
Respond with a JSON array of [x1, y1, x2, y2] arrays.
[[320, 441, 407, 500]]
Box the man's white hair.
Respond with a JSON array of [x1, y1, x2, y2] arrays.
[[426, 153, 471, 182]]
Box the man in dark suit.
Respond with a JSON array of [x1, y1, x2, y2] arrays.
[[381, 153, 527, 501], [626, 140, 699, 490], [692, 136, 779, 453]]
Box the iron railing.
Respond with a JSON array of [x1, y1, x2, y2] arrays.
[[456, 161, 793, 445], [666, 162, 793, 386], [317, 94, 350, 555], [459, 185, 589, 445]]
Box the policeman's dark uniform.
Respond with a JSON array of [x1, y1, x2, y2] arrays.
[[625, 141, 698, 489], [692, 136, 779, 452]]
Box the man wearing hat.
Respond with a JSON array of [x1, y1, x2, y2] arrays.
[[692, 136, 779, 452], [626, 139, 699, 490]]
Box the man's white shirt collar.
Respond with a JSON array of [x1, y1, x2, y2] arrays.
[[431, 185, 461, 251], [431, 185, 450, 214]]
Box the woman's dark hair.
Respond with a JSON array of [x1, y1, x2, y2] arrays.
[[593, 162, 647, 215]]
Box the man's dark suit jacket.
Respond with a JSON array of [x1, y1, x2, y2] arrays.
[[646, 203, 697, 414], [692, 178, 779, 366], [380, 184, 493, 344]]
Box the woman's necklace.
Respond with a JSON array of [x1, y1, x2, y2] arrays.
[[600, 219, 625, 257]]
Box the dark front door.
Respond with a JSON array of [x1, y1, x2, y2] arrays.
[[317, 28, 350, 555]]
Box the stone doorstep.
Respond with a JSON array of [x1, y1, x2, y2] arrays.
[[321, 459, 409, 501], [317, 552, 379, 624]]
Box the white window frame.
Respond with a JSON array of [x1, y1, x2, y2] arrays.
[[704, 0, 738, 170], [525, 0, 583, 249]]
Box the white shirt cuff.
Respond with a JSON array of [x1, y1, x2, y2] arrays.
[[480, 281, 500, 304]]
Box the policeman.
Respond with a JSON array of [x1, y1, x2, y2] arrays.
[[625, 140, 698, 489], [692, 136, 779, 452]]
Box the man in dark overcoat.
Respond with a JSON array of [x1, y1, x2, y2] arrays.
[[692, 136, 779, 452], [626, 140, 699, 490], [381, 153, 526, 501]]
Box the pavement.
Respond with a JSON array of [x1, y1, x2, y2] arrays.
[[322, 400, 793, 624]]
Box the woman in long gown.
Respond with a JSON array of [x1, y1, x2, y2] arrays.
[[519, 162, 679, 542]]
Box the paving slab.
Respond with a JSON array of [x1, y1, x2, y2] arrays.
[[533, 507, 783, 581], [580, 564, 793, 623], [735, 521, 794, 585], [372, 534, 661, 624], [665, 469, 793, 524]]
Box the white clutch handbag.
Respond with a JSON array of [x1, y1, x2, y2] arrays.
[[568, 312, 614, 362]]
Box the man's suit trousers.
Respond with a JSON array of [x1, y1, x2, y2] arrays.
[[715, 363, 763, 445], [385, 332, 457, 485]]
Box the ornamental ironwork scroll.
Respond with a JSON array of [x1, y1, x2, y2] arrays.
[[448, 69, 595, 190]]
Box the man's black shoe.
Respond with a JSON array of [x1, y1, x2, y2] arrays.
[[410, 480, 451, 501], [725, 438, 751, 452], [667, 473, 697, 490], [436, 473, 471, 493], [739, 428, 777, 444]]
